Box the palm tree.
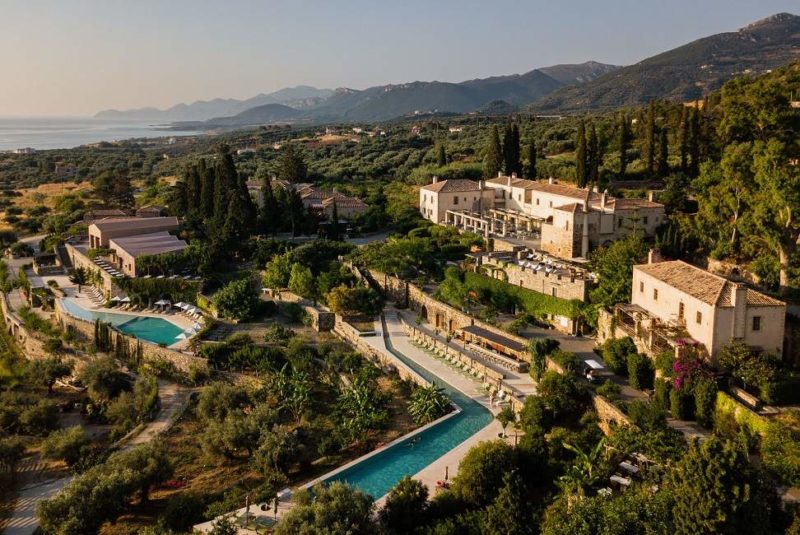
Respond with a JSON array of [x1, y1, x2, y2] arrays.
[[408, 383, 451, 425], [557, 438, 606, 497], [68, 267, 88, 292]]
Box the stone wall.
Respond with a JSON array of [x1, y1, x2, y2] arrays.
[[485, 261, 589, 302], [277, 290, 335, 332], [0, 293, 48, 359], [332, 316, 430, 388], [55, 300, 209, 375], [591, 392, 633, 434], [65, 243, 123, 298]]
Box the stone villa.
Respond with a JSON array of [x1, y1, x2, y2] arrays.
[[609, 254, 786, 360], [420, 174, 665, 259]]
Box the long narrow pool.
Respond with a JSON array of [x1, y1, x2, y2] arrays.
[[324, 316, 493, 499]]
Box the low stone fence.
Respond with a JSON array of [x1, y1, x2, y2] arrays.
[[333, 315, 430, 389], [55, 300, 209, 375], [275, 290, 335, 332], [591, 393, 633, 434]]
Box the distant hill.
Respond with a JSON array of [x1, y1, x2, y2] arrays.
[[201, 103, 303, 127], [532, 13, 800, 112], [95, 86, 333, 121]]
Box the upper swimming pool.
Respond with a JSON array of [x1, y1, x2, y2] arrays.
[[59, 298, 186, 346]]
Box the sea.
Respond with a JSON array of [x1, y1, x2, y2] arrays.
[[0, 117, 200, 151]]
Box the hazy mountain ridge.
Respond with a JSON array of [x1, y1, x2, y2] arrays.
[[531, 12, 800, 111], [95, 86, 334, 121]]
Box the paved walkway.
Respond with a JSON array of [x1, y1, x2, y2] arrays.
[[122, 380, 194, 449], [1, 476, 73, 535]]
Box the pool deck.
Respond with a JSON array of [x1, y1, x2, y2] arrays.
[[369, 310, 506, 506], [63, 290, 198, 350]]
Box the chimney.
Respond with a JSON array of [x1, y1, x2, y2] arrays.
[[601, 189, 607, 210], [498, 171, 503, 178], [592, 185, 599, 193], [507, 174, 512, 186], [511, 172, 517, 179], [732, 283, 748, 339], [647, 249, 662, 264], [548, 177, 554, 185], [432, 176, 438, 184], [648, 191, 655, 202], [478, 180, 484, 190]]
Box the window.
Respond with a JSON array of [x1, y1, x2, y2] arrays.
[[423, 194, 427, 203], [752, 316, 761, 332], [618, 217, 623, 229], [643, 216, 649, 225], [696, 311, 702, 324], [536, 198, 540, 205], [518, 194, 522, 201], [552, 288, 558, 297], [549, 201, 553, 207], [678, 302, 685, 320], [653, 288, 658, 301], [565, 221, 569, 231], [453, 196, 459, 205], [639, 282, 644, 293]]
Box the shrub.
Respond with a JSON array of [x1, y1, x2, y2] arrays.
[[41, 426, 89, 466], [550, 349, 582, 376], [601, 337, 636, 376], [596, 380, 621, 401], [761, 411, 800, 487], [627, 353, 654, 390], [213, 278, 260, 321], [654, 378, 671, 411], [654, 350, 675, 376], [463, 272, 583, 319], [694, 378, 717, 429], [669, 388, 694, 420], [162, 492, 208, 532], [625, 400, 666, 431], [19, 400, 59, 436]]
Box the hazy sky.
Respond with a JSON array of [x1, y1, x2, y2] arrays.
[[1, 0, 797, 117]]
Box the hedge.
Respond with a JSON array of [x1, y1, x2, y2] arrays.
[[463, 272, 583, 319], [714, 391, 769, 436]]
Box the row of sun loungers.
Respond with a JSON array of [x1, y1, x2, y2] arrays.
[[93, 258, 124, 278]]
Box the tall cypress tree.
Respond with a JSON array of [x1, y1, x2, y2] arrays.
[[436, 141, 447, 167], [575, 121, 587, 188], [198, 158, 214, 219], [511, 123, 521, 175], [689, 108, 701, 177], [679, 107, 690, 175], [484, 125, 503, 178], [524, 139, 537, 178], [260, 175, 280, 236], [618, 113, 630, 178], [587, 123, 599, 185], [644, 101, 656, 175], [657, 127, 669, 177]]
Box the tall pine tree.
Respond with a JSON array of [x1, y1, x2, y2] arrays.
[[484, 125, 503, 178], [575, 120, 588, 188]]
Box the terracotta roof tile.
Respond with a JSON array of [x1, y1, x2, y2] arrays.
[[635, 260, 784, 307], [421, 179, 481, 193]]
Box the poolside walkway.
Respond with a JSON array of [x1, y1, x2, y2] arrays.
[[367, 310, 504, 504]]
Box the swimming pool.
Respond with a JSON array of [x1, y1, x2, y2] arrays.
[[59, 298, 186, 346], [323, 315, 493, 499]]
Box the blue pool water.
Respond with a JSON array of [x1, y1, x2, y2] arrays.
[[324, 318, 493, 499], [59, 298, 185, 346]]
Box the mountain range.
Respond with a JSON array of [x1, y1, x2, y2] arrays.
[[96, 12, 800, 125]]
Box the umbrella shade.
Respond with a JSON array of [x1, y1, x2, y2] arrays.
[[175, 333, 188, 340], [120, 296, 131, 303], [186, 307, 198, 314], [154, 299, 168, 306], [180, 303, 192, 310], [174, 302, 186, 308], [110, 296, 121, 302]]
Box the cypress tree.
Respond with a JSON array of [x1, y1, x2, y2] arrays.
[[575, 120, 587, 188], [618, 113, 630, 178], [260, 176, 280, 236], [511, 123, 521, 175], [198, 158, 214, 219], [587, 123, 599, 185], [645, 100, 656, 175], [689, 108, 701, 177], [657, 128, 669, 177], [436, 141, 447, 167], [679, 107, 690, 175], [329, 199, 340, 240], [484, 125, 503, 178], [185, 164, 201, 211], [502, 123, 521, 175], [277, 144, 308, 184], [524, 139, 537, 178]]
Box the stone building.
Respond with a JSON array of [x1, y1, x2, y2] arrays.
[[614, 256, 786, 360]]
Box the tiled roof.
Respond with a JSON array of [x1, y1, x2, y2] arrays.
[[604, 198, 662, 210], [109, 231, 187, 258], [635, 260, 784, 307], [421, 179, 481, 193]]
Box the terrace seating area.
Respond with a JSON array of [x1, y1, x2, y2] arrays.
[[141, 273, 202, 281], [466, 342, 528, 373]]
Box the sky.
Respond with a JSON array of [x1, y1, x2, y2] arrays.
[[1, 0, 797, 117]]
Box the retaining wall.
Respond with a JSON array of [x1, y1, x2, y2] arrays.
[[55, 300, 209, 375], [0, 293, 48, 359]]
